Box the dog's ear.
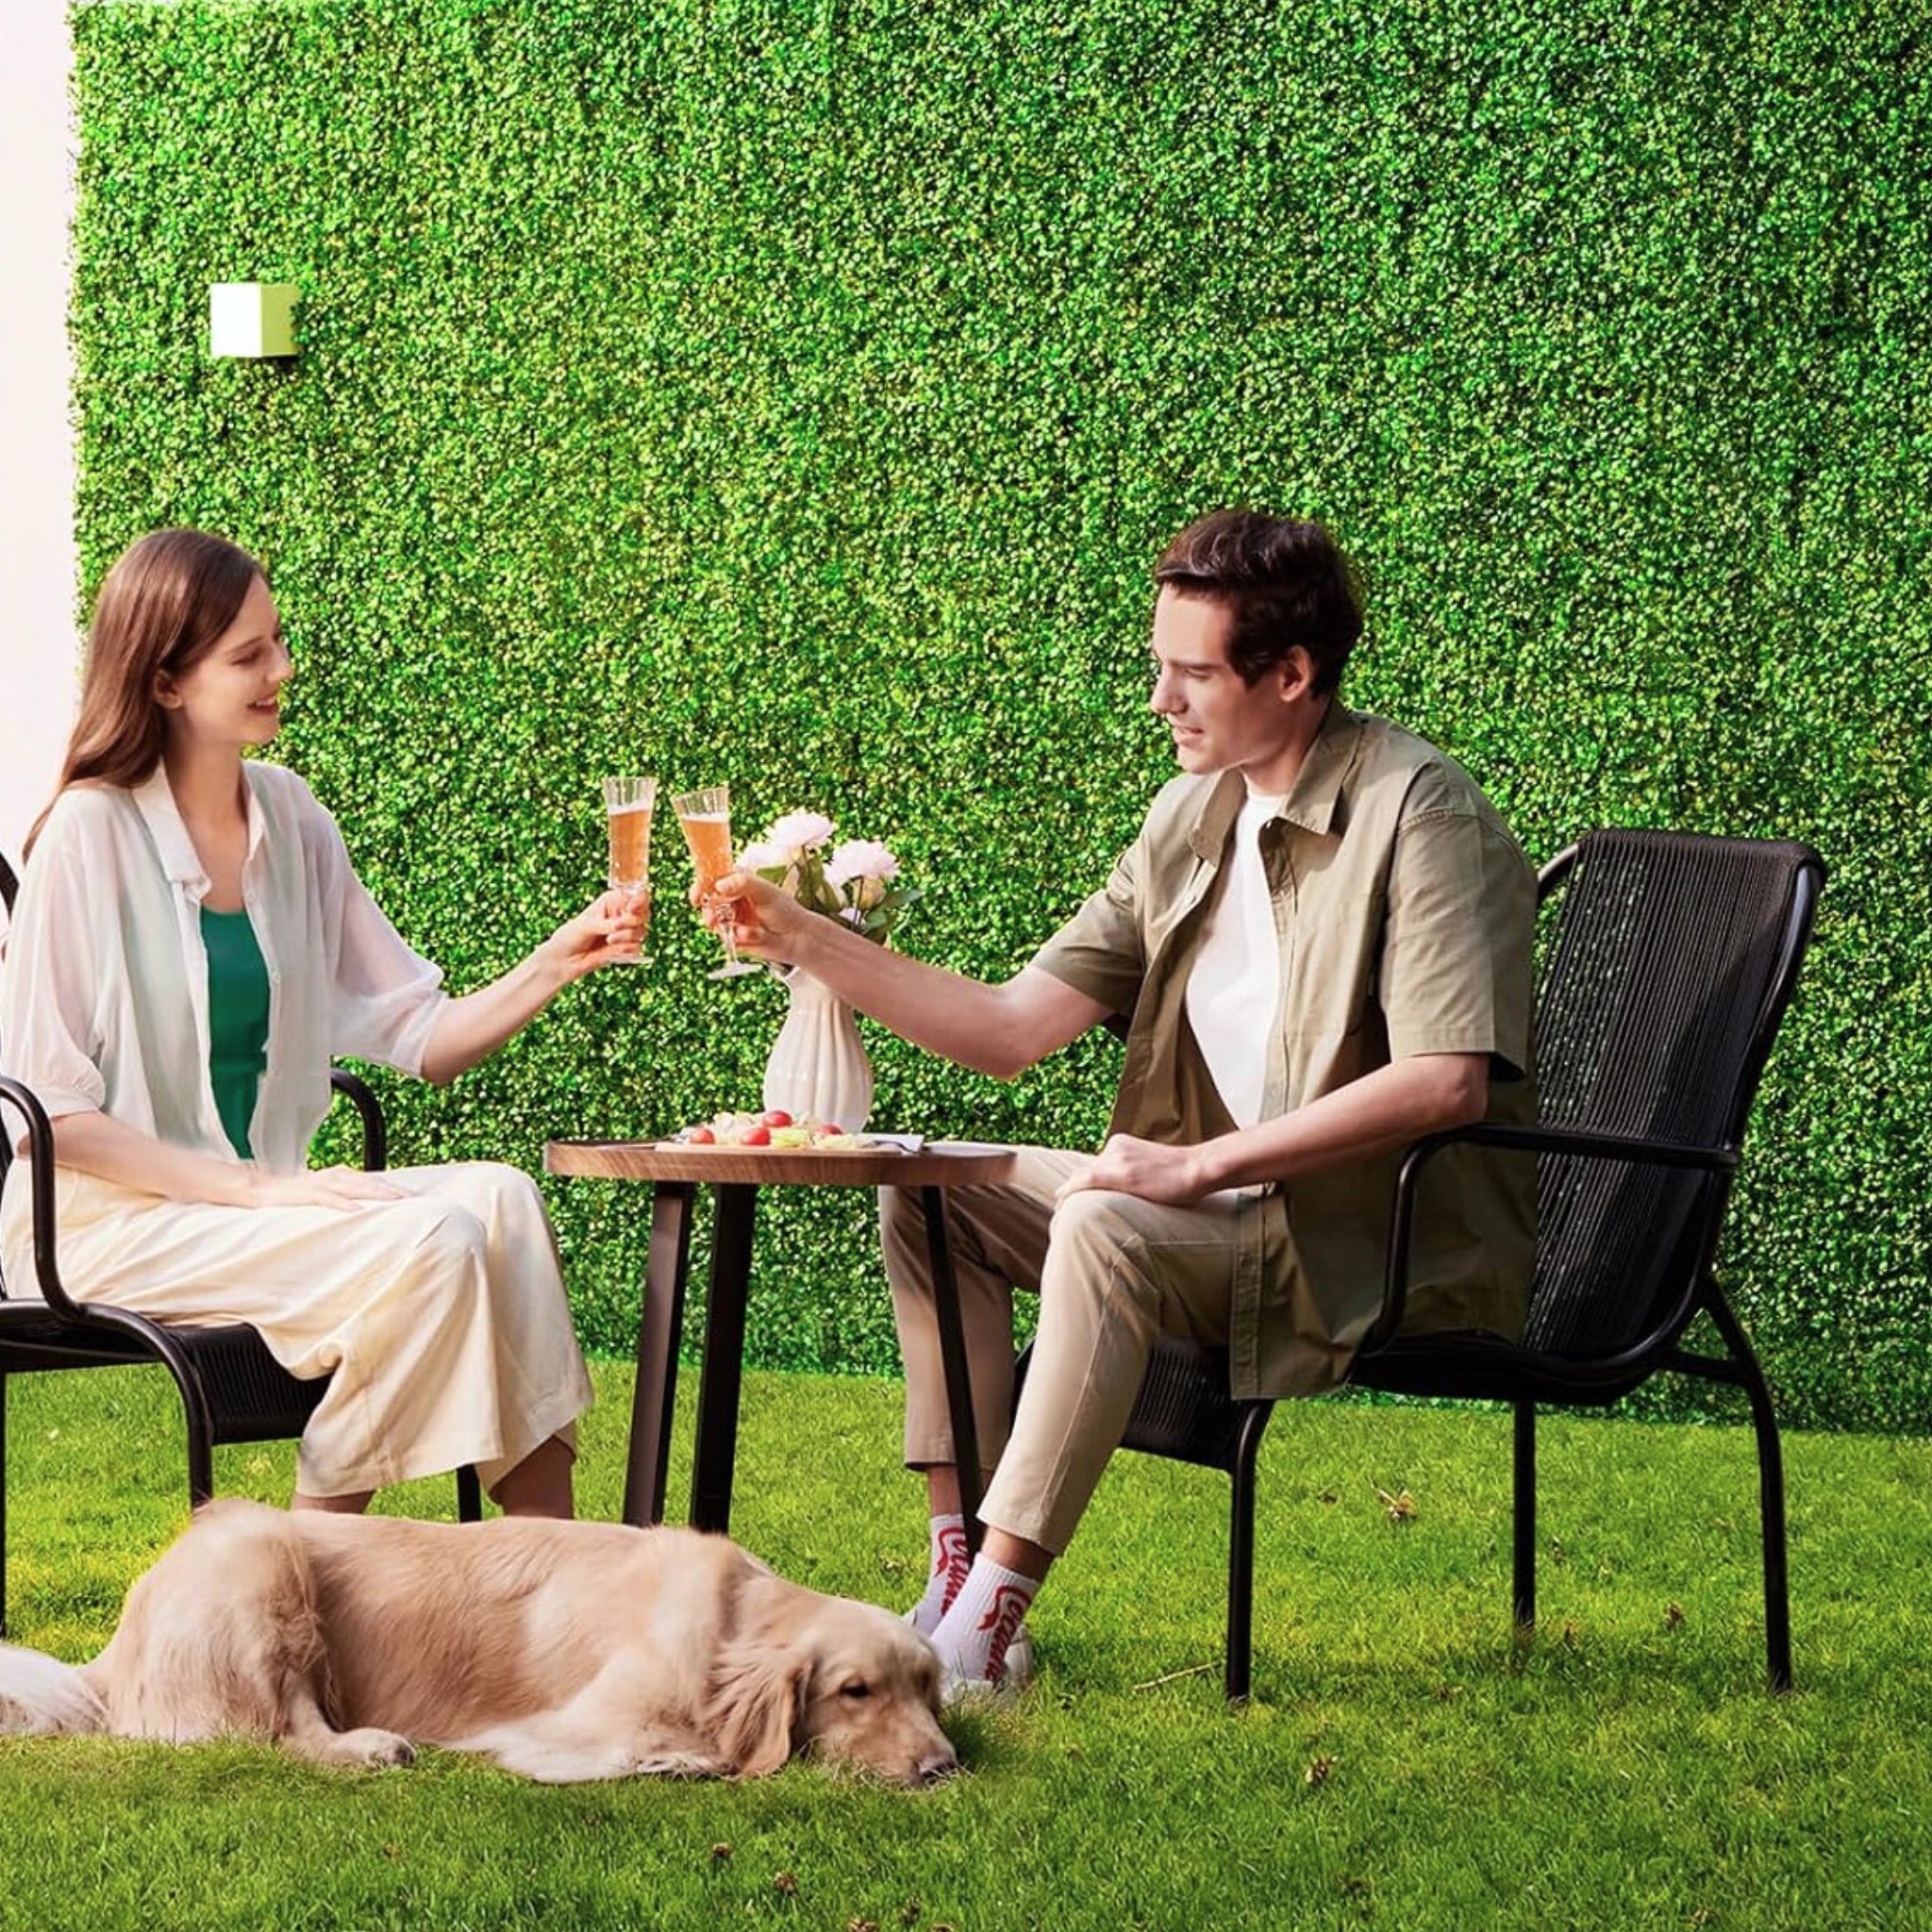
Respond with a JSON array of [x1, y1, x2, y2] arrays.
[[706, 1639, 808, 1780]]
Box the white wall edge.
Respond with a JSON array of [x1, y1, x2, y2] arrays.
[[0, 0, 81, 904]]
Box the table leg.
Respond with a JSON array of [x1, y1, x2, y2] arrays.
[[921, 1184, 984, 1557], [624, 1182, 693, 1528], [690, 1183, 758, 1536]]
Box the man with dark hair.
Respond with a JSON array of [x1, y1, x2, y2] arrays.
[[1154, 508, 1365, 692], [714, 511, 1537, 1698]]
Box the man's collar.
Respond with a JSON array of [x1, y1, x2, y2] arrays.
[[1185, 772, 1247, 860], [1278, 703, 1363, 836], [1184, 704, 1364, 858]]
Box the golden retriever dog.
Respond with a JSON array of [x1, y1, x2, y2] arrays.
[[0, 1500, 955, 1785]]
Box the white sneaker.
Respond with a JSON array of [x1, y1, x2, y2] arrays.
[[906, 1606, 1035, 1681], [935, 1623, 1036, 1707], [904, 1599, 1038, 1702], [1003, 1622, 1035, 1690]]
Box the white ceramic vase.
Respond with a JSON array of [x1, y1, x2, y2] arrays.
[[762, 967, 874, 1133]]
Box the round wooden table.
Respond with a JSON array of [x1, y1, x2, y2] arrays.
[[544, 1139, 1018, 1542]]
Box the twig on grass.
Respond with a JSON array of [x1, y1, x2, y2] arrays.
[[1132, 1661, 1216, 1690]]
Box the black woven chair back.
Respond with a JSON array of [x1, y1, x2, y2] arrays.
[[1524, 830, 1817, 1359]]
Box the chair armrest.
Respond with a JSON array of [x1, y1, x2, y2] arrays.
[[327, 1071, 389, 1173], [0, 1075, 90, 1320], [1357, 1120, 1740, 1357]]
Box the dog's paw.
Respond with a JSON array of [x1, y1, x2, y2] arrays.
[[343, 1726, 416, 1769], [631, 1750, 727, 1779]]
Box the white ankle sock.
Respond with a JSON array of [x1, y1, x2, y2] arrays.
[[908, 1513, 971, 1637], [932, 1556, 1039, 1685]]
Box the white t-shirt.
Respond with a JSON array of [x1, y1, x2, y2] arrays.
[[0, 763, 447, 1175], [1183, 789, 1287, 1129]]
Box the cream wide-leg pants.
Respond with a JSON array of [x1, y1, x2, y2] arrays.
[[0, 1161, 593, 1499], [881, 1147, 1244, 1556]]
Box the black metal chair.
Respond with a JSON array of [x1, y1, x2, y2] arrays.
[[1071, 828, 1824, 1702], [0, 848, 480, 1634]]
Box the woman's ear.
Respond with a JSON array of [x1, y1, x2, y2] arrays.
[[153, 671, 183, 710], [705, 1639, 808, 1780]]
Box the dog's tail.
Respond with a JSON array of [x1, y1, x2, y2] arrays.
[[0, 1642, 106, 1736]]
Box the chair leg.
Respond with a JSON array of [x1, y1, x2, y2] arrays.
[[1225, 1448, 1256, 1707], [1701, 1292, 1793, 1690], [1224, 1405, 1272, 1706], [1746, 1388, 1793, 1692], [457, 1464, 483, 1523], [187, 1424, 215, 1509], [1733, 1351, 1793, 1692], [148, 1342, 218, 1513], [1512, 1401, 1536, 1635]]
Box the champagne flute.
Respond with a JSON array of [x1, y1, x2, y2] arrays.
[[673, 784, 759, 979], [601, 775, 656, 963]]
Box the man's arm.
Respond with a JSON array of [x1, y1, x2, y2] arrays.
[[1058, 1053, 1490, 1206], [714, 872, 1112, 1078]]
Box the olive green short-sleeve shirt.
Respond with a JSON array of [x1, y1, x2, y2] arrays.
[[1030, 706, 1538, 1400]]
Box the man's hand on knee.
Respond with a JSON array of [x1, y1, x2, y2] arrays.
[[1055, 1136, 1213, 1208]]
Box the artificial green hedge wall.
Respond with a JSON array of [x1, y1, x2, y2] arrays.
[[67, 0, 1930, 1430]]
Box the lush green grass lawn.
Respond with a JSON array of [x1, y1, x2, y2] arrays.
[[0, 1357, 1925, 1931]]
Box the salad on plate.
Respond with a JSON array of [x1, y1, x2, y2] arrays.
[[662, 1109, 916, 1152]]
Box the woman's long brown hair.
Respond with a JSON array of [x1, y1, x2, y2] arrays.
[[25, 528, 263, 859]]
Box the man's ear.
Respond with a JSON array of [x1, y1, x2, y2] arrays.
[[1274, 646, 1316, 705]]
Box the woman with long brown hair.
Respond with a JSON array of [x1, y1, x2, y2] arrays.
[[2, 528, 644, 1516]]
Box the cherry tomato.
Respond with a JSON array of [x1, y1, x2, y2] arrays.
[[741, 1124, 772, 1146], [686, 1125, 716, 1145], [759, 1108, 793, 1128]]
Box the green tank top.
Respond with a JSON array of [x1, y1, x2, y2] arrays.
[[200, 906, 271, 1159]]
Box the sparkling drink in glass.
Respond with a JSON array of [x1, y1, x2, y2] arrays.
[[673, 784, 759, 978], [601, 775, 656, 961]]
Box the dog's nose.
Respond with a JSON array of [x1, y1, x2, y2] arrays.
[[916, 1745, 959, 1785]]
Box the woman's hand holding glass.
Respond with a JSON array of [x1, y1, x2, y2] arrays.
[[538, 890, 651, 984]]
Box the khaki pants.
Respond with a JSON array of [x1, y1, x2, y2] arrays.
[[881, 1147, 1243, 1555], [1, 1160, 592, 1499]]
